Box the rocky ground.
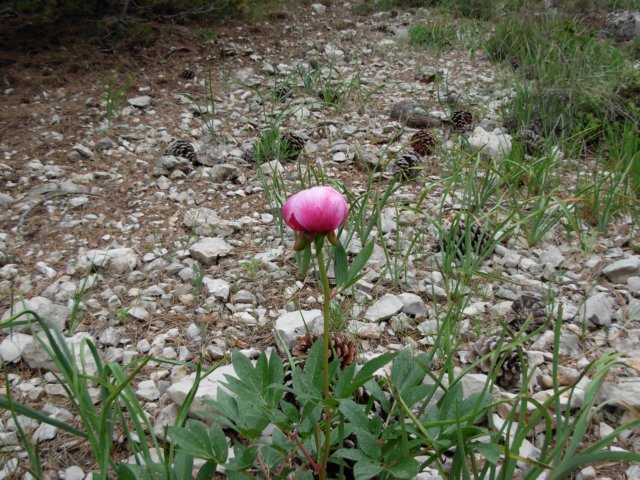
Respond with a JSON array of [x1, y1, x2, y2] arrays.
[[0, 2, 639, 479]]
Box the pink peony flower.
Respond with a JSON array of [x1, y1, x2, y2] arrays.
[[283, 186, 349, 236]]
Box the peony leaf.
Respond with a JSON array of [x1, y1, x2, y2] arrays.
[[334, 242, 348, 288]]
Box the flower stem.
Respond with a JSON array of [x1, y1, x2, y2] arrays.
[[314, 236, 332, 480]]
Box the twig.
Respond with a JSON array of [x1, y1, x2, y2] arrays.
[[256, 452, 271, 480], [291, 430, 320, 474]]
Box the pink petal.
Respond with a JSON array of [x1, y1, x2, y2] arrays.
[[282, 186, 348, 235]]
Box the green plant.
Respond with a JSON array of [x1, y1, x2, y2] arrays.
[[297, 64, 361, 111], [254, 126, 299, 164], [116, 307, 129, 324], [240, 258, 262, 278], [202, 70, 217, 141], [494, 319, 640, 479], [409, 23, 457, 52], [488, 15, 637, 153], [191, 261, 206, 291], [104, 76, 131, 127], [0, 310, 228, 479]]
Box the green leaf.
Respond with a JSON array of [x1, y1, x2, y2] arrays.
[[339, 400, 372, 431], [0, 396, 85, 438], [345, 352, 395, 396], [174, 450, 194, 480], [225, 444, 257, 471], [473, 442, 501, 465], [334, 243, 349, 288], [438, 382, 463, 421], [402, 384, 436, 410], [293, 471, 314, 480], [205, 389, 238, 425], [385, 457, 420, 479], [297, 245, 312, 276], [345, 240, 375, 286], [333, 362, 356, 398], [190, 419, 213, 452], [355, 428, 382, 461], [167, 426, 212, 460], [390, 350, 424, 394], [231, 351, 258, 392], [195, 461, 218, 480], [363, 379, 390, 413], [354, 461, 384, 480], [280, 400, 300, 423], [267, 351, 285, 406], [333, 448, 371, 463], [115, 464, 153, 480], [208, 424, 228, 464]]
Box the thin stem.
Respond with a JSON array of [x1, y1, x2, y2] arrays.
[[314, 236, 332, 480], [291, 430, 320, 474]]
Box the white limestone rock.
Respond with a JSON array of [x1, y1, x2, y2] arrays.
[[466, 126, 512, 160], [189, 237, 233, 266], [183, 207, 240, 237], [364, 294, 403, 322], [21, 332, 99, 376], [1, 296, 69, 333], [166, 364, 239, 419], [275, 309, 323, 351], [397, 293, 427, 318], [582, 292, 614, 327], [602, 257, 640, 284], [77, 248, 139, 275]]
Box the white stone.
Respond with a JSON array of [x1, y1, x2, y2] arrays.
[[64, 466, 85, 480], [1, 297, 69, 333], [582, 292, 613, 327], [77, 248, 139, 275], [22, 332, 98, 376], [538, 245, 564, 271], [466, 126, 512, 160], [98, 327, 121, 346], [136, 380, 161, 401], [189, 237, 233, 266], [183, 207, 239, 237], [203, 277, 230, 300], [602, 257, 640, 284], [167, 364, 239, 419], [127, 306, 149, 321], [364, 294, 403, 322], [312, 3, 327, 14], [128, 96, 153, 108], [275, 309, 323, 350], [348, 320, 384, 339], [332, 152, 347, 162], [397, 293, 426, 318], [324, 44, 345, 62], [0, 333, 33, 363]]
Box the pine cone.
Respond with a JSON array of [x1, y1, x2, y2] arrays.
[[520, 128, 544, 155], [166, 140, 197, 163], [331, 333, 357, 369], [282, 356, 305, 405], [452, 109, 473, 132], [509, 292, 549, 333], [467, 336, 521, 388], [410, 129, 436, 156], [281, 132, 305, 160], [291, 333, 357, 369], [292, 333, 318, 356], [181, 69, 196, 80], [390, 150, 422, 180], [273, 84, 293, 101], [437, 219, 494, 258]]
